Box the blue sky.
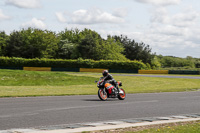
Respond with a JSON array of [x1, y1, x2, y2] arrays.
[[0, 0, 200, 58]]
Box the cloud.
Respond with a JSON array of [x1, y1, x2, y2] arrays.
[[112, 8, 128, 17], [0, 9, 11, 21], [55, 12, 67, 23], [134, 0, 181, 6], [102, 5, 200, 57], [151, 7, 200, 27], [6, 0, 41, 9], [56, 8, 125, 25], [139, 7, 200, 57], [149, 7, 200, 42], [21, 18, 47, 29]]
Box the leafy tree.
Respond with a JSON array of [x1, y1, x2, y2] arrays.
[[58, 28, 81, 44], [151, 56, 161, 69], [77, 29, 102, 59], [40, 30, 59, 58], [56, 39, 79, 59], [58, 28, 127, 60], [5, 30, 23, 57], [97, 36, 127, 60], [5, 28, 59, 58], [0, 31, 9, 56], [113, 35, 154, 63], [57, 28, 82, 59], [159, 56, 195, 68], [77, 29, 127, 60]]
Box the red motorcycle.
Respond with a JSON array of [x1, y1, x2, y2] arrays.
[[96, 77, 126, 101]]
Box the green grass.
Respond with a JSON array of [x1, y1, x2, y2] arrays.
[[68, 73, 200, 93], [119, 76, 200, 93], [0, 69, 200, 97], [128, 121, 200, 133], [0, 70, 96, 86], [0, 70, 98, 97]]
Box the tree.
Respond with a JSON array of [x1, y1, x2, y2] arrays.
[[97, 36, 127, 60], [151, 56, 161, 69], [0, 31, 9, 56], [57, 28, 82, 59], [5, 30, 23, 57], [56, 39, 79, 59], [160, 56, 195, 68], [57, 29, 127, 60], [77, 29, 127, 60], [58, 28, 81, 44], [113, 35, 154, 63], [5, 28, 59, 58], [77, 29, 102, 59]]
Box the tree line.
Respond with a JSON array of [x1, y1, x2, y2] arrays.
[[0, 28, 153, 62], [0, 28, 199, 69]]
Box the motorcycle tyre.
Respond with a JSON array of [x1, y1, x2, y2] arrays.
[[98, 89, 108, 101], [118, 88, 126, 100]]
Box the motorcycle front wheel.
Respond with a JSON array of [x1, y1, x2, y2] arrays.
[[118, 88, 126, 100], [98, 89, 108, 101]]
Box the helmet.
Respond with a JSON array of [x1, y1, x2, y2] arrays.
[[102, 70, 108, 77]]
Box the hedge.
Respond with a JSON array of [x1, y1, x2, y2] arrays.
[[0, 57, 147, 70], [169, 70, 200, 75]]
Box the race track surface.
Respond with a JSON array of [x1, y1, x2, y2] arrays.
[[0, 91, 200, 130]]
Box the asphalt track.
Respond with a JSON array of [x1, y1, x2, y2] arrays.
[[0, 91, 200, 130]]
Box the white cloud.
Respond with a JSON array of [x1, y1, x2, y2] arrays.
[[151, 7, 200, 27], [21, 18, 47, 29], [56, 8, 125, 25], [55, 12, 67, 23], [134, 0, 181, 6], [171, 10, 199, 27], [0, 9, 11, 21], [112, 8, 128, 17], [6, 0, 41, 9], [101, 5, 200, 57], [139, 7, 200, 57]]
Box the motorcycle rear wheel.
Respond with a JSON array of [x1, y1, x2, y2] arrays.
[[118, 88, 126, 100], [98, 89, 108, 101]]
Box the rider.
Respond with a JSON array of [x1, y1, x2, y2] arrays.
[[102, 70, 119, 94]]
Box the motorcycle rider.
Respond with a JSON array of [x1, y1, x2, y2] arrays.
[[102, 70, 119, 94]]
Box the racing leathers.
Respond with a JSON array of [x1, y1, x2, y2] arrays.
[[103, 73, 119, 94]]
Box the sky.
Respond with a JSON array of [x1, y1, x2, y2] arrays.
[[0, 0, 200, 58]]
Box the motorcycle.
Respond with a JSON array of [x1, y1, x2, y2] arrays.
[[95, 77, 126, 101]]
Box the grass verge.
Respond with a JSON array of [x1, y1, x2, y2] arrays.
[[0, 70, 200, 97], [89, 120, 200, 133]]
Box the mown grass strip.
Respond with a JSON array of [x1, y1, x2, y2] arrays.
[[94, 121, 200, 133], [126, 121, 200, 133], [68, 73, 200, 93], [0, 70, 200, 97], [0, 85, 97, 97], [0, 69, 97, 86]]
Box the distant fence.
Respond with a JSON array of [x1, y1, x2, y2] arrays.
[[0, 66, 200, 75], [138, 70, 168, 74], [169, 70, 200, 75], [23, 67, 51, 71]]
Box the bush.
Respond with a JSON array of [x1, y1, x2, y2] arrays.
[[93, 60, 146, 70], [0, 57, 146, 70], [160, 56, 195, 68]]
